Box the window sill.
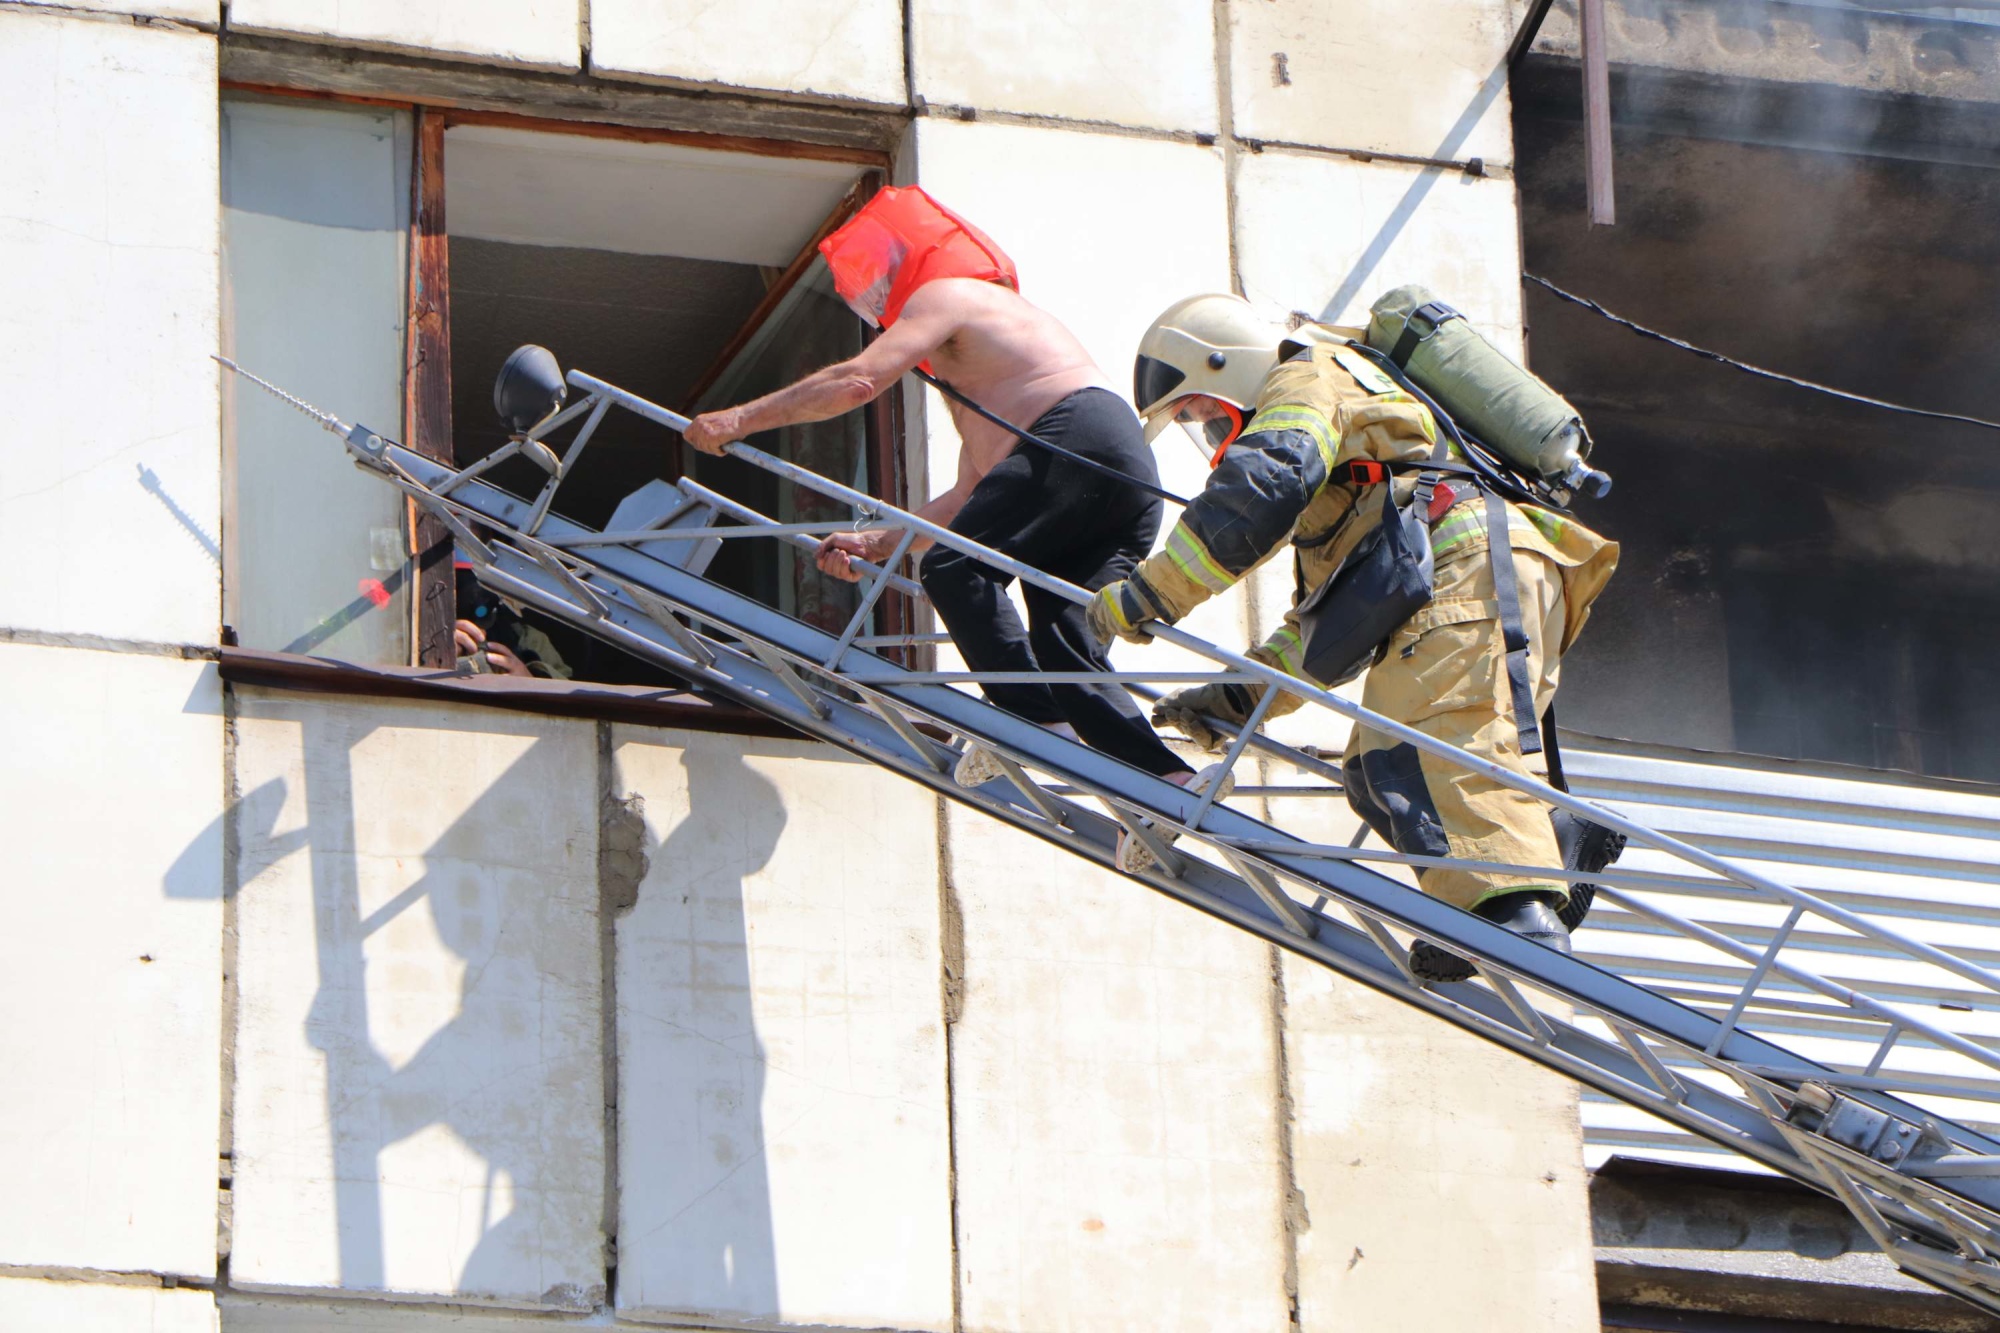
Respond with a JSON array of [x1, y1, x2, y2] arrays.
[[218, 646, 806, 740]]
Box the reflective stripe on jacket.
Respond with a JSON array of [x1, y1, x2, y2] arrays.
[[1135, 341, 1438, 622]]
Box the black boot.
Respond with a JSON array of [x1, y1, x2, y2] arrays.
[[1409, 891, 1573, 984], [1550, 810, 1629, 932]]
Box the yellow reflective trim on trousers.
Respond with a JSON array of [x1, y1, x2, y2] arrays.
[[1165, 523, 1236, 594], [1246, 405, 1337, 473]]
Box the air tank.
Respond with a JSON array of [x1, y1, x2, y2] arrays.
[[1365, 285, 1610, 499]]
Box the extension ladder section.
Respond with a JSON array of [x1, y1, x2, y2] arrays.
[[228, 359, 2000, 1318]]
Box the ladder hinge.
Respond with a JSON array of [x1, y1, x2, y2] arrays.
[[1792, 1086, 1925, 1169]]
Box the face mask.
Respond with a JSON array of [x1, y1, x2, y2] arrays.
[[842, 268, 896, 328], [823, 216, 908, 329], [1175, 399, 1244, 466]]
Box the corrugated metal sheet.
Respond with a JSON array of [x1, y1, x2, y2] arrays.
[[1565, 737, 2000, 1172]]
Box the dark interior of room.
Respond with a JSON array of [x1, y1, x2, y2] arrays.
[[447, 239, 873, 684], [448, 238, 770, 684], [449, 238, 769, 524], [1513, 58, 2000, 784]]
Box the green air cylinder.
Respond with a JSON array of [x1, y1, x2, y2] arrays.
[[1365, 285, 1602, 494]]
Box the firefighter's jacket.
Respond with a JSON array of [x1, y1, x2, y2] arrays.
[[1131, 340, 1617, 715]]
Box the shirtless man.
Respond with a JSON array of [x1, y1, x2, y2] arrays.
[[682, 271, 1202, 792]]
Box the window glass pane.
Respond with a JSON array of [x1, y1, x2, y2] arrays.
[[687, 260, 869, 635], [221, 97, 412, 661]]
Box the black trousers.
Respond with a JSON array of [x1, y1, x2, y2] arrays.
[[920, 387, 1193, 779]]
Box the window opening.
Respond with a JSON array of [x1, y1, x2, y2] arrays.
[[441, 123, 884, 685], [682, 258, 873, 636]]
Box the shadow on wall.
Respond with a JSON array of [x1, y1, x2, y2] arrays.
[[167, 711, 783, 1315], [614, 742, 787, 1321]]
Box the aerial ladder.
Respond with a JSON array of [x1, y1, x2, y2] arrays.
[[225, 354, 2000, 1319]]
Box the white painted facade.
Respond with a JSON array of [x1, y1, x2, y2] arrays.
[[0, 0, 1774, 1328]]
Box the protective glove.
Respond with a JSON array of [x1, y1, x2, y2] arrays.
[[1151, 681, 1261, 753], [1086, 573, 1173, 648]]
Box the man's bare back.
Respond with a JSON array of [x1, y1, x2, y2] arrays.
[[915, 279, 1109, 476]]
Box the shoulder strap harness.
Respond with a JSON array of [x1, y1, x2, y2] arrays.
[[1324, 342, 1546, 757]]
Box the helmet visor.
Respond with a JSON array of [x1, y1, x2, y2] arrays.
[[1133, 353, 1188, 416]]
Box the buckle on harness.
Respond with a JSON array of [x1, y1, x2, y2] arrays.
[[1427, 481, 1459, 523], [1343, 460, 1390, 487]]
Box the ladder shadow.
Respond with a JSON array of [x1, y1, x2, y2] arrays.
[[180, 710, 653, 1309]]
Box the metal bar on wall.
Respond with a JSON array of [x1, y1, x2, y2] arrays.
[[1580, 0, 1617, 225], [1506, 0, 1560, 67]]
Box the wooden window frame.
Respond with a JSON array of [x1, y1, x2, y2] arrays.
[[221, 82, 905, 678]]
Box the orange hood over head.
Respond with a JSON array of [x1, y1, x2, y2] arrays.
[[819, 185, 1018, 329]]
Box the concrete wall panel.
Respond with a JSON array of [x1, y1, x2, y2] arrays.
[[13, 0, 217, 20], [1283, 961, 1599, 1330], [228, 0, 579, 69], [1263, 793, 1598, 1331], [1235, 149, 1526, 347], [912, 0, 1217, 132], [944, 805, 1289, 1331], [590, 0, 903, 105], [0, 644, 224, 1279], [1229, 0, 1521, 166], [229, 694, 603, 1309], [0, 1278, 217, 1333], [0, 12, 219, 646], [612, 728, 954, 1331], [911, 120, 1230, 434]]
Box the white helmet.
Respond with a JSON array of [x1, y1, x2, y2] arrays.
[[1133, 294, 1284, 456]]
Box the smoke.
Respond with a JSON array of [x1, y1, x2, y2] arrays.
[[1850, 1, 2000, 11], [1521, 0, 2000, 778]]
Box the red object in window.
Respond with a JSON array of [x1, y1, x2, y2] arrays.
[[359, 578, 392, 608], [819, 185, 1018, 330]]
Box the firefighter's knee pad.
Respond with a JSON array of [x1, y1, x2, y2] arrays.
[[1343, 744, 1450, 859]]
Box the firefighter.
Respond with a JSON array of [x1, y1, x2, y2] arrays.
[[1088, 294, 1618, 974]]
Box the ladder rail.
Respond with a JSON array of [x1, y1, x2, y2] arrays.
[[234, 359, 2000, 1317], [388, 377, 2000, 1105], [411, 444, 1997, 1117]]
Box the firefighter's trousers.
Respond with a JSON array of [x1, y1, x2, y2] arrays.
[[1342, 516, 1568, 912]]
